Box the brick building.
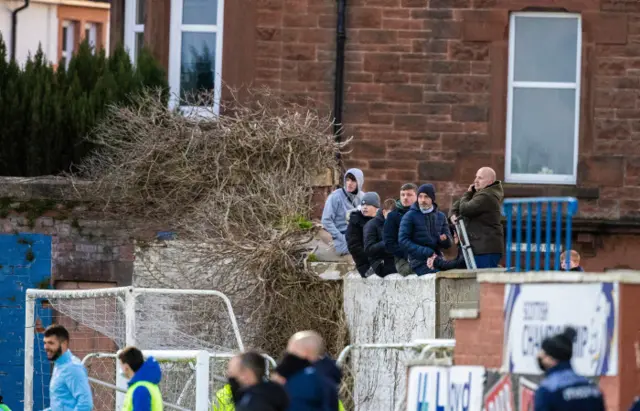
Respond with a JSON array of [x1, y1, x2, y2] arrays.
[[107, 0, 640, 270]]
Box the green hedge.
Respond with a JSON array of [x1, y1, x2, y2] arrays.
[[0, 36, 168, 176]]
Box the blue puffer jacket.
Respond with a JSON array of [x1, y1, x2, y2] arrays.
[[284, 366, 339, 411], [534, 362, 605, 411], [398, 203, 451, 275], [383, 200, 410, 260]]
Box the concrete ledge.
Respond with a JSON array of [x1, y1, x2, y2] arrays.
[[478, 270, 640, 284], [450, 308, 479, 319]]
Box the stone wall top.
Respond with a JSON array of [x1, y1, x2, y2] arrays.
[[478, 270, 640, 284]]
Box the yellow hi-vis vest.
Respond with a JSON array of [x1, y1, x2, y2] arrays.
[[212, 384, 235, 411], [123, 381, 164, 411]]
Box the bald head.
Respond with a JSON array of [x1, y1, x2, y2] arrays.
[[474, 167, 496, 190], [286, 330, 325, 362]]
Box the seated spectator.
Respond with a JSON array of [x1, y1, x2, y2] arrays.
[[347, 193, 380, 277], [427, 223, 465, 272], [399, 184, 451, 275], [450, 167, 504, 269], [364, 198, 397, 277], [383, 183, 418, 276], [560, 250, 584, 272], [319, 168, 365, 260]]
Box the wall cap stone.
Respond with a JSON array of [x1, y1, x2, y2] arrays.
[[450, 308, 479, 319], [478, 270, 640, 284]]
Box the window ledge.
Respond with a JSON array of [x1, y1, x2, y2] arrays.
[[502, 184, 599, 200]]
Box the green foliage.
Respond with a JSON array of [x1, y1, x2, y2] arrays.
[[0, 35, 168, 176]]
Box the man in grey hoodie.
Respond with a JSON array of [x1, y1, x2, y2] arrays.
[[320, 168, 365, 258]]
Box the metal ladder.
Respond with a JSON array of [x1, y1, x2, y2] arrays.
[[455, 219, 477, 270]]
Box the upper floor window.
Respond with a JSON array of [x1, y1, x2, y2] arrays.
[[61, 20, 76, 69], [124, 0, 145, 62], [168, 0, 224, 115], [505, 13, 582, 185]]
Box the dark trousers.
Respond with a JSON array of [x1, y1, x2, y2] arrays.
[[475, 253, 501, 268]]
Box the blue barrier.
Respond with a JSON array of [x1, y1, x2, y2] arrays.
[[502, 197, 579, 272]]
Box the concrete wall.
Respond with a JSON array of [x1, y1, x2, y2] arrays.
[[343, 272, 479, 411], [0, 1, 58, 65]]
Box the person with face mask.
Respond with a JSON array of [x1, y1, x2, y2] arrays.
[[42, 324, 93, 411], [117, 346, 163, 411], [222, 352, 288, 411], [534, 327, 605, 411], [346, 192, 380, 277], [272, 331, 339, 411], [398, 184, 452, 275]]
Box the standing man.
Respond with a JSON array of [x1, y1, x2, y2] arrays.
[[118, 346, 163, 411], [383, 183, 417, 276], [535, 327, 605, 411], [272, 331, 339, 411], [451, 167, 504, 268], [43, 324, 93, 411], [320, 168, 365, 260], [399, 184, 451, 275], [226, 352, 289, 411]]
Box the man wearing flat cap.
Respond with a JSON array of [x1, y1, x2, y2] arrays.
[[534, 327, 605, 411]]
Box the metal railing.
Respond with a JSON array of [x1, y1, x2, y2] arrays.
[[502, 197, 578, 272]]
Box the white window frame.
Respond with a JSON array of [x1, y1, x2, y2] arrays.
[[505, 12, 582, 185], [61, 20, 75, 68], [85, 22, 98, 53], [168, 0, 225, 116], [124, 0, 145, 62]]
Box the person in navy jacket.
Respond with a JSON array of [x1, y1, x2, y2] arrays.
[[534, 327, 605, 411], [272, 331, 339, 411], [398, 184, 451, 275]]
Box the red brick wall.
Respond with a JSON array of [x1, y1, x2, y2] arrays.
[[454, 283, 504, 368], [253, 0, 640, 221]]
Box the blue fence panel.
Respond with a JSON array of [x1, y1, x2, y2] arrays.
[[502, 197, 578, 272]]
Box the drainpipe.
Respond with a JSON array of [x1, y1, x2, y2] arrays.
[[333, 0, 347, 165], [11, 0, 31, 62]]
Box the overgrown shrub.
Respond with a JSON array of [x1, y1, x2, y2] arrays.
[[0, 35, 167, 176], [71, 88, 351, 356]]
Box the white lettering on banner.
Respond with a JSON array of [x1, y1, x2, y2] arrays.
[[483, 374, 514, 411], [406, 366, 484, 411], [503, 283, 619, 376]]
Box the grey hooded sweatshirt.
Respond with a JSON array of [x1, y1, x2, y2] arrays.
[[321, 168, 365, 255]]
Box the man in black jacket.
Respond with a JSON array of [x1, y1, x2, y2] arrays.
[[383, 183, 417, 276], [364, 198, 397, 277], [347, 192, 380, 277], [227, 351, 289, 411]]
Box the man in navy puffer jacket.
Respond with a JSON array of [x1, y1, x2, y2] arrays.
[[398, 184, 451, 275], [534, 327, 605, 411]]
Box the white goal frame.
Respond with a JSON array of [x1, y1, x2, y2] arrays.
[[24, 286, 245, 411]]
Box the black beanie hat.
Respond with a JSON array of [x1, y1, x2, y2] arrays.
[[542, 327, 576, 362], [417, 184, 436, 203]]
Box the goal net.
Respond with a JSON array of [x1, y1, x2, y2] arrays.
[[24, 287, 245, 411]]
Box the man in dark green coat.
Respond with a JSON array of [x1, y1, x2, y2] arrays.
[[451, 167, 504, 268]]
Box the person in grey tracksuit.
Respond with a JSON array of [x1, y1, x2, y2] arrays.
[[321, 168, 365, 256]]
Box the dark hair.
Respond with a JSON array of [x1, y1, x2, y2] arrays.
[[400, 183, 417, 192], [0, 395, 3, 403], [345, 173, 356, 182], [383, 198, 396, 211], [44, 324, 69, 342], [118, 346, 145, 372], [240, 351, 267, 380]]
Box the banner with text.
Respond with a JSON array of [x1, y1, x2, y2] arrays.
[[503, 282, 618, 376], [406, 365, 484, 411]]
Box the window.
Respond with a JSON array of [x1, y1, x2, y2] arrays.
[[505, 13, 582, 185], [85, 22, 98, 53], [168, 0, 224, 114], [124, 0, 145, 62], [61, 20, 75, 68]]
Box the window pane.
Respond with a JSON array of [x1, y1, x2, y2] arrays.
[[513, 16, 579, 83], [62, 26, 68, 52], [510, 88, 576, 176], [135, 32, 144, 59], [136, 0, 145, 25], [180, 32, 216, 101], [182, 0, 217, 25]]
